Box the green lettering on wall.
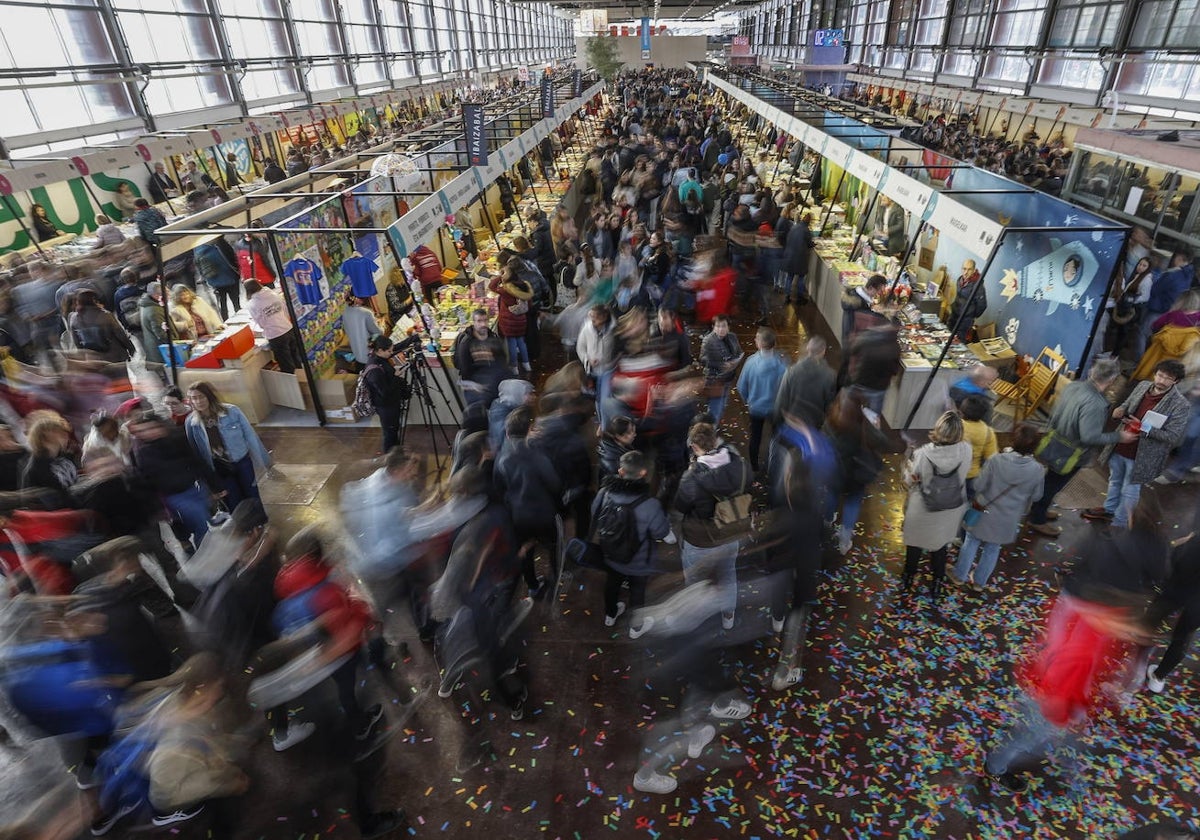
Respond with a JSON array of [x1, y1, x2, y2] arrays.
[[91, 174, 139, 222], [0, 196, 32, 253], [32, 180, 95, 236]]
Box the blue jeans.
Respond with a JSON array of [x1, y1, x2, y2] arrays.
[[840, 490, 864, 535], [786, 273, 808, 300], [1103, 453, 1140, 527], [708, 385, 730, 425], [222, 455, 259, 511], [954, 532, 1002, 586], [1165, 401, 1200, 478], [505, 336, 529, 367], [681, 539, 739, 617], [164, 484, 211, 548], [986, 696, 1080, 778]]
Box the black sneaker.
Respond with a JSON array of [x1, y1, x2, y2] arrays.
[[362, 808, 408, 839], [91, 802, 138, 836], [355, 704, 385, 741], [510, 689, 528, 721], [151, 805, 204, 827], [989, 771, 1028, 793]]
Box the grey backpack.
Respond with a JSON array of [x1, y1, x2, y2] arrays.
[[920, 461, 965, 512]]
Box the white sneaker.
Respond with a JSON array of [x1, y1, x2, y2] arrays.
[[771, 616, 784, 634], [687, 724, 717, 758], [709, 697, 752, 720], [837, 530, 853, 555], [721, 612, 735, 631], [629, 615, 655, 639], [771, 666, 802, 691], [1153, 475, 1176, 486], [633, 770, 678, 794], [604, 602, 626, 627], [272, 720, 316, 751], [1146, 664, 1166, 694]]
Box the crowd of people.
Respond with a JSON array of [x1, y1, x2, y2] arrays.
[[840, 85, 1074, 197], [0, 67, 1198, 840]]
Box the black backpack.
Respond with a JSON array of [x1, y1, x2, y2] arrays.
[[919, 460, 965, 512], [593, 490, 647, 564]]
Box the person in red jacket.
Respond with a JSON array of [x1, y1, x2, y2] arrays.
[[984, 592, 1144, 792], [488, 266, 534, 375], [236, 232, 276, 286], [693, 247, 736, 327], [265, 525, 380, 751], [409, 244, 444, 304]]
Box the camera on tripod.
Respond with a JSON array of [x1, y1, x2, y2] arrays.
[[388, 333, 424, 357]]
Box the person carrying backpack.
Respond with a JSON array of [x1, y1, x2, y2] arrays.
[[901, 411, 972, 604], [592, 450, 674, 638], [674, 423, 751, 631]]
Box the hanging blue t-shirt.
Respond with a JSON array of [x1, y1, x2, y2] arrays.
[[341, 255, 379, 299], [284, 257, 325, 305]]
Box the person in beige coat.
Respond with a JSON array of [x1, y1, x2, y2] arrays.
[[169, 284, 224, 341], [901, 411, 972, 603]]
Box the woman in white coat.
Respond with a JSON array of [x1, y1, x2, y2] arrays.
[[901, 411, 972, 603], [169, 283, 224, 341]]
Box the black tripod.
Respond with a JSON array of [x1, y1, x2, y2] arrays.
[[395, 344, 459, 474]]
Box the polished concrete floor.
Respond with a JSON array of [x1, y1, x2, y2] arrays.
[[4, 293, 1198, 839]]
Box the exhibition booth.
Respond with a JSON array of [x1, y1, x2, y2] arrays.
[[151, 75, 603, 426], [699, 64, 1130, 428]]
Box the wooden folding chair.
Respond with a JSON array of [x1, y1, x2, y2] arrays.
[[990, 346, 1067, 423]]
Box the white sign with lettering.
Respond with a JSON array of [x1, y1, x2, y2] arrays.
[[923, 194, 1003, 260]]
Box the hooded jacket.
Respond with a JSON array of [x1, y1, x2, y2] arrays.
[[963, 449, 1045, 545], [488, 379, 533, 455], [535, 409, 592, 492], [675, 444, 750, 547], [901, 440, 972, 551], [274, 555, 370, 651], [591, 476, 671, 576], [494, 438, 562, 532], [138, 293, 170, 359], [339, 467, 486, 583]]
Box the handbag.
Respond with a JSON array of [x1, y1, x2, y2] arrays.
[[565, 537, 607, 571], [1035, 429, 1087, 475], [712, 459, 753, 538], [962, 479, 1021, 529]]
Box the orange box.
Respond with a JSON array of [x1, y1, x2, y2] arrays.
[[212, 326, 255, 360]]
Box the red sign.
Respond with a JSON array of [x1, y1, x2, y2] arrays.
[[0, 173, 12, 196], [211, 129, 222, 144], [71, 156, 90, 176], [136, 144, 152, 161]]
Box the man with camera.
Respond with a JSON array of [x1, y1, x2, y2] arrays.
[[364, 336, 414, 453]]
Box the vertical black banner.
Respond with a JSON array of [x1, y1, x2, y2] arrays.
[[541, 75, 554, 118], [572, 69, 582, 98], [463, 103, 487, 166]]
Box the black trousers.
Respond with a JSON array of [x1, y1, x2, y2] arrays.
[[604, 572, 647, 618], [213, 284, 240, 320], [1029, 464, 1080, 524], [267, 328, 303, 374]]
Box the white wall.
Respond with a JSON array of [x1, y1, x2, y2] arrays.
[[575, 36, 708, 71]]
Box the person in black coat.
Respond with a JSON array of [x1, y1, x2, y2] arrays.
[[363, 336, 411, 454], [533, 393, 593, 535], [780, 213, 814, 304], [493, 406, 562, 597], [129, 413, 222, 549], [527, 212, 556, 296]]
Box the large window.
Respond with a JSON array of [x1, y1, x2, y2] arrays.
[[0, 1, 139, 138], [1129, 0, 1200, 49], [1046, 0, 1123, 48], [0, 0, 578, 150], [113, 0, 234, 113]]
